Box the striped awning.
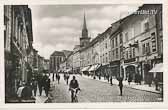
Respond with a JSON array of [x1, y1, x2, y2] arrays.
[[149, 63, 163, 73], [81, 66, 91, 72]]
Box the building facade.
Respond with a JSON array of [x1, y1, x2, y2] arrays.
[[120, 4, 163, 83], [50, 51, 65, 73], [4, 5, 34, 98]]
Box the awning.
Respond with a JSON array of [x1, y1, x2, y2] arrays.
[[81, 66, 91, 72], [65, 68, 72, 72], [149, 63, 163, 73], [89, 64, 101, 72]]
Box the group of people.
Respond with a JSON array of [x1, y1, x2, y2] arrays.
[[16, 73, 51, 101], [37, 74, 51, 97]]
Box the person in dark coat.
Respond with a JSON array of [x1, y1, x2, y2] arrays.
[[31, 78, 38, 96], [37, 75, 43, 96], [57, 74, 60, 84], [106, 74, 109, 82], [117, 76, 123, 96], [128, 73, 133, 85], [52, 73, 55, 81], [21, 83, 33, 99], [110, 76, 113, 86], [44, 77, 50, 97], [66, 74, 70, 85]]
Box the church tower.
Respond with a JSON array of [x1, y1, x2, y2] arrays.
[[80, 13, 90, 47]]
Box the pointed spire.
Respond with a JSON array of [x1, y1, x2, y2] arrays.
[[82, 12, 88, 38], [83, 12, 87, 30]]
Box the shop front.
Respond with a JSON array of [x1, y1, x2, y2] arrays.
[[88, 64, 101, 77], [81, 65, 91, 75], [122, 58, 140, 81], [109, 60, 120, 78]]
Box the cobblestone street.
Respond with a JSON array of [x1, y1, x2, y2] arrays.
[[49, 74, 162, 103]]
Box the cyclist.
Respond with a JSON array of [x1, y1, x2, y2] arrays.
[[69, 76, 80, 102]]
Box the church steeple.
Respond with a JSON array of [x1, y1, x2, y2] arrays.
[[82, 12, 88, 38]]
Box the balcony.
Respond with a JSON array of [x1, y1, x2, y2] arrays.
[[124, 58, 136, 63]]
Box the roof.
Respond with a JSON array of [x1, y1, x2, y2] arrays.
[[50, 51, 65, 57]]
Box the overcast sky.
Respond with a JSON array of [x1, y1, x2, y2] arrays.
[[30, 4, 141, 59]]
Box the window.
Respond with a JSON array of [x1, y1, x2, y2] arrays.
[[142, 44, 146, 55], [116, 48, 118, 59], [126, 51, 128, 59], [151, 32, 157, 52], [112, 50, 115, 60], [125, 32, 128, 42], [120, 33, 122, 44], [144, 22, 149, 32], [115, 37, 118, 47], [105, 42, 107, 49], [129, 48, 132, 59], [146, 42, 150, 55], [132, 48, 135, 58], [106, 52, 108, 61], [112, 39, 114, 48]]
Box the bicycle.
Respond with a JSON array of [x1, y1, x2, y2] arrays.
[[69, 88, 80, 102]]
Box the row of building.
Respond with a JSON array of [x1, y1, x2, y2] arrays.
[[4, 5, 49, 99], [53, 4, 163, 84]]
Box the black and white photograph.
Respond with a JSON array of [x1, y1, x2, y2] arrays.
[[3, 3, 164, 105]]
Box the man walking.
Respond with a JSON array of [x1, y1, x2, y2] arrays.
[[66, 74, 70, 85], [57, 74, 60, 84], [117, 76, 123, 96], [31, 77, 38, 96], [37, 74, 43, 96]]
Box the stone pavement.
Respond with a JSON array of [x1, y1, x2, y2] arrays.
[[82, 75, 162, 94], [34, 87, 49, 103]]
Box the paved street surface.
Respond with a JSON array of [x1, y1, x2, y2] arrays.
[[49, 74, 162, 103]]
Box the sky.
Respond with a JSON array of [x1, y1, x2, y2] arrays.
[[29, 4, 142, 59]]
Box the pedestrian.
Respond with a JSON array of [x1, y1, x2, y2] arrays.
[[21, 82, 33, 99], [137, 74, 142, 85], [128, 73, 133, 85], [44, 77, 50, 97], [55, 73, 58, 81], [31, 77, 38, 96], [107, 74, 109, 82], [57, 74, 60, 84], [154, 74, 159, 91], [117, 76, 123, 96], [66, 74, 70, 85], [110, 76, 113, 86], [64, 73, 66, 81], [52, 73, 55, 81], [37, 74, 43, 96]]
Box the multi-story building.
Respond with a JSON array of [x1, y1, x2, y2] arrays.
[[4, 5, 34, 99], [43, 59, 50, 73], [109, 21, 122, 78], [72, 45, 81, 74], [38, 55, 44, 73], [120, 4, 163, 82], [49, 51, 65, 73]]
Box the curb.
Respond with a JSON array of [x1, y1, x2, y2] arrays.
[[81, 75, 162, 94]]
